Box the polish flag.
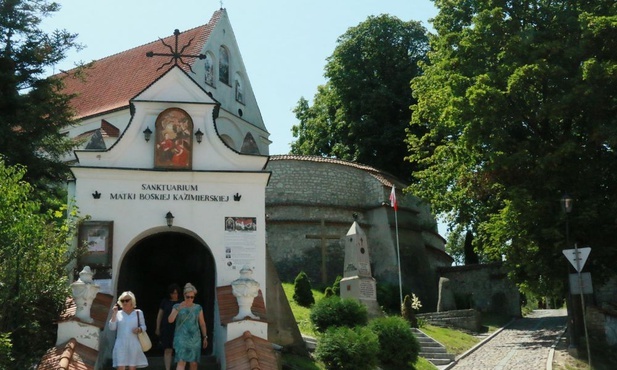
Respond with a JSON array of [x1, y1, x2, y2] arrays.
[[390, 186, 398, 211]]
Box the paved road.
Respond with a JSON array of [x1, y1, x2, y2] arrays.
[[448, 309, 567, 370]]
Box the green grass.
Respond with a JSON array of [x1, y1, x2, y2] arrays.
[[419, 324, 481, 356], [282, 282, 325, 338]]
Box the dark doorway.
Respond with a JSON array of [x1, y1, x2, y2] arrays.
[[117, 232, 215, 355]]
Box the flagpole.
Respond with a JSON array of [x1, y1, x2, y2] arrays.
[[390, 185, 403, 309], [395, 206, 402, 308]]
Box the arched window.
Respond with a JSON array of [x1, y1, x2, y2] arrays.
[[204, 52, 215, 86], [219, 46, 229, 85]]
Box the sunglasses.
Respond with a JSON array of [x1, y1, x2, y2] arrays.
[[185, 295, 195, 299], [120, 298, 131, 303]]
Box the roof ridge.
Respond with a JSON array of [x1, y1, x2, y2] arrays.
[[268, 154, 406, 187]]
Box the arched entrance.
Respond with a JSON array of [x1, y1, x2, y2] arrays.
[[117, 231, 215, 355]]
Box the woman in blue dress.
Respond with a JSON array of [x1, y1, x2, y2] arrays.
[[168, 283, 208, 370]]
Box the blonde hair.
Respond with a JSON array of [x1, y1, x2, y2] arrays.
[[183, 283, 197, 295], [117, 291, 137, 307]]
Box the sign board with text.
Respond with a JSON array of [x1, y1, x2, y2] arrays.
[[569, 272, 593, 294]]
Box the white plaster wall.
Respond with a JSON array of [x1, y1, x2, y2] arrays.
[[56, 321, 100, 350], [227, 320, 267, 342], [71, 168, 269, 291]]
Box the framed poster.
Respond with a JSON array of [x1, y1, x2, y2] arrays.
[[78, 221, 113, 267]]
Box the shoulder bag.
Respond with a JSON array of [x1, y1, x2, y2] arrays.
[[136, 309, 152, 352]]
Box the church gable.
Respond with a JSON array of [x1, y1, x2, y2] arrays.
[[60, 9, 269, 156], [73, 65, 267, 172]]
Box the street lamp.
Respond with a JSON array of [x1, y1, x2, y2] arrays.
[[165, 211, 175, 227], [561, 193, 577, 351]]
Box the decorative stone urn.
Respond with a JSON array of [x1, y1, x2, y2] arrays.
[[71, 266, 100, 323], [231, 265, 260, 320]]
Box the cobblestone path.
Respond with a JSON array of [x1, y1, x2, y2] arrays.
[[449, 309, 567, 370]]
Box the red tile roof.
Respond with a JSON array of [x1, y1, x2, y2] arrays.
[[37, 339, 97, 370], [225, 331, 279, 370], [59, 10, 223, 120]]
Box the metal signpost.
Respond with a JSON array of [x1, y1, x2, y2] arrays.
[[562, 245, 592, 369]]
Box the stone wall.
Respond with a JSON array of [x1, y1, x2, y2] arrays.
[[586, 276, 617, 348], [264, 156, 452, 311], [437, 262, 521, 317], [417, 309, 483, 332]]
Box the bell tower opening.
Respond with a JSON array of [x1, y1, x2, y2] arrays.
[[117, 232, 215, 355]]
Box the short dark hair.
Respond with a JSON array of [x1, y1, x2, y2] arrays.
[[167, 283, 180, 295]]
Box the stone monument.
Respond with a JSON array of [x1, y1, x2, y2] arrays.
[[339, 220, 382, 317]]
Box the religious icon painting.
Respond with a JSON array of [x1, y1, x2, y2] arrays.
[[154, 107, 193, 169], [78, 221, 113, 267]]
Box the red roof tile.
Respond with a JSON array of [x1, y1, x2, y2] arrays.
[[37, 338, 98, 370], [59, 10, 223, 119], [225, 331, 279, 370]]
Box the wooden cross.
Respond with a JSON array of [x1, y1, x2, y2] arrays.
[[146, 29, 206, 73], [306, 218, 340, 284]]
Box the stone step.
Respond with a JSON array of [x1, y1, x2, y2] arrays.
[[428, 357, 456, 366], [420, 346, 449, 354], [412, 328, 454, 367]]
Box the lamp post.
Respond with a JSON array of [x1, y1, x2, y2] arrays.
[[561, 194, 576, 351]]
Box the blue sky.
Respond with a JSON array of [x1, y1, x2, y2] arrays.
[[42, 0, 438, 155]]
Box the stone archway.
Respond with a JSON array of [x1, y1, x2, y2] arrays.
[[117, 232, 215, 355]]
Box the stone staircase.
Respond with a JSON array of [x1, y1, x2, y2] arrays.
[[412, 328, 455, 367]]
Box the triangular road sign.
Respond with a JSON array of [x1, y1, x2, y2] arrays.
[[562, 247, 591, 272]]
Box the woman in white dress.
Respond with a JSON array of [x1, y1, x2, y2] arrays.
[[109, 291, 149, 369]]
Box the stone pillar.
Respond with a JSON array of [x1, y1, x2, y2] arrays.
[[339, 221, 382, 317], [71, 266, 100, 323], [232, 265, 260, 320], [437, 277, 456, 312]]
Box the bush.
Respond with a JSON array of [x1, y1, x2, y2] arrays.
[[293, 271, 315, 307], [369, 316, 420, 368], [324, 286, 334, 298], [315, 326, 379, 370], [332, 275, 342, 296], [310, 297, 368, 332]]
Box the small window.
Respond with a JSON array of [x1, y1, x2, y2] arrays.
[[219, 46, 229, 85]]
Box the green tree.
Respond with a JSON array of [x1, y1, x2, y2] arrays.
[[291, 14, 429, 179], [0, 0, 81, 207], [293, 271, 315, 307], [407, 0, 617, 296], [0, 159, 78, 367]]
